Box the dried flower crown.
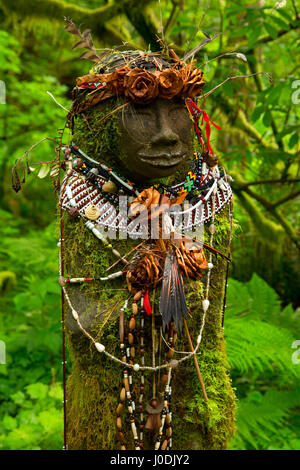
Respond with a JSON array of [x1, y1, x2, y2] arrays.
[[64, 19, 205, 115], [75, 61, 204, 106]]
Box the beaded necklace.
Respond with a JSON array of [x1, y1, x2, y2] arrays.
[[58, 146, 233, 450]]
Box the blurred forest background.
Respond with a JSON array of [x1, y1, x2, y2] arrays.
[[0, 0, 300, 450]]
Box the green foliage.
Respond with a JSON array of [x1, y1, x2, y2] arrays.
[[0, 382, 63, 450], [225, 274, 300, 450]]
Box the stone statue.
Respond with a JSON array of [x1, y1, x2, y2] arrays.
[[58, 51, 236, 450]]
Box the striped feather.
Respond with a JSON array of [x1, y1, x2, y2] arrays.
[[159, 249, 188, 332]]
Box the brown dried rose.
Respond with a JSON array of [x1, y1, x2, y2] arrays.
[[155, 68, 183, 99], [126, 250, 164, 290], [106, 66, 131, 95], [181, 65, 205, 98], [124, 68, 159, 104]]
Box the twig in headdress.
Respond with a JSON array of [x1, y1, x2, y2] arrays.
[[182, 33, 222, 62], [158, 0, 165, 44], [46, 91, 70, 113], [182, 2, 212, 58], [200, 72, 273, 100], [198, 51, 248, 68]]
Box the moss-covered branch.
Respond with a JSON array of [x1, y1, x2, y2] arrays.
[[232, 173, 300, 251], [1, 0, 154, 47]]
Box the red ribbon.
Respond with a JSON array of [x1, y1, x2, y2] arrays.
[[186, 98, 221, 154], [143, 290, 152, 316]]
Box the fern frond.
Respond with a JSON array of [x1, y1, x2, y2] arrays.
[[225, 318, 300, 377], [230, 390, 300, 449]]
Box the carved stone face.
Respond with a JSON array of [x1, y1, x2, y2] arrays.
[[116, 97, 194, 183]]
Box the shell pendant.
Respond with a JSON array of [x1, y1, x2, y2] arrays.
[[85, 204, 100, 221]]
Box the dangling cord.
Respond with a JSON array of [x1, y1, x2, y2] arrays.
[[59, 204, 68, 450], [139, 295, 145, 449], [221, 199, 233, 328], [152, 288, 156, 400], [155, 365, 172, 450], [117, 299, 127, 450]]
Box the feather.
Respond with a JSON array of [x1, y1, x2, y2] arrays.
[[159, 248, 188, 332]]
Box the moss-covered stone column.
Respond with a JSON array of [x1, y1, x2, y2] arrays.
[[62, 97, 236, 450]]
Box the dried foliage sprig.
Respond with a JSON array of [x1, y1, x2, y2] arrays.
[[64, 17, 101, 63]]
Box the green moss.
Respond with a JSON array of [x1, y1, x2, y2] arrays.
[[63, 103, 236, 450]]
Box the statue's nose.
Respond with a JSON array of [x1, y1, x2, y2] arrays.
[[150, 106, 180, 146]]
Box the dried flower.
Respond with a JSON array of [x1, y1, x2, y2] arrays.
[[124, 68, 159, 104], [181, 65, 205, 98], [155, 68, 183, 99], [107, 66, 131, 95]]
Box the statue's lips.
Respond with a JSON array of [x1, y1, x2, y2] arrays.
[[139, 153, 185, 168]]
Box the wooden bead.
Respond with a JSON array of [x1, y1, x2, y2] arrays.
[[130, 346, 135, 358], [134, 291, 143, 301], [166, 413, 171, 424], [132, 303, 138, 315], [167, 348, 175, 359], [116, 403, 123, 415], [120, 387, 126, 402], [118, 432, 125, 442], [112, 249, 121, 258], [120, 445, 126, 451], [129, 317, 136, 330], [161, 439, 168, 450], [161, 374, 168, 384], [128, 333, 134, 344], [166, 427, 172, 437], [116, 417, 122, 430], [102, 181, 117, 193]]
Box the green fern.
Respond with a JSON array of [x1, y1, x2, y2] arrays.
[[229, 390, 300, 450], [225, 274, 300, 450], [225, 318, 299, 377]]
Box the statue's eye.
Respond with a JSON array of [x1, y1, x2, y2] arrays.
[[169, 106, 185, 118]]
